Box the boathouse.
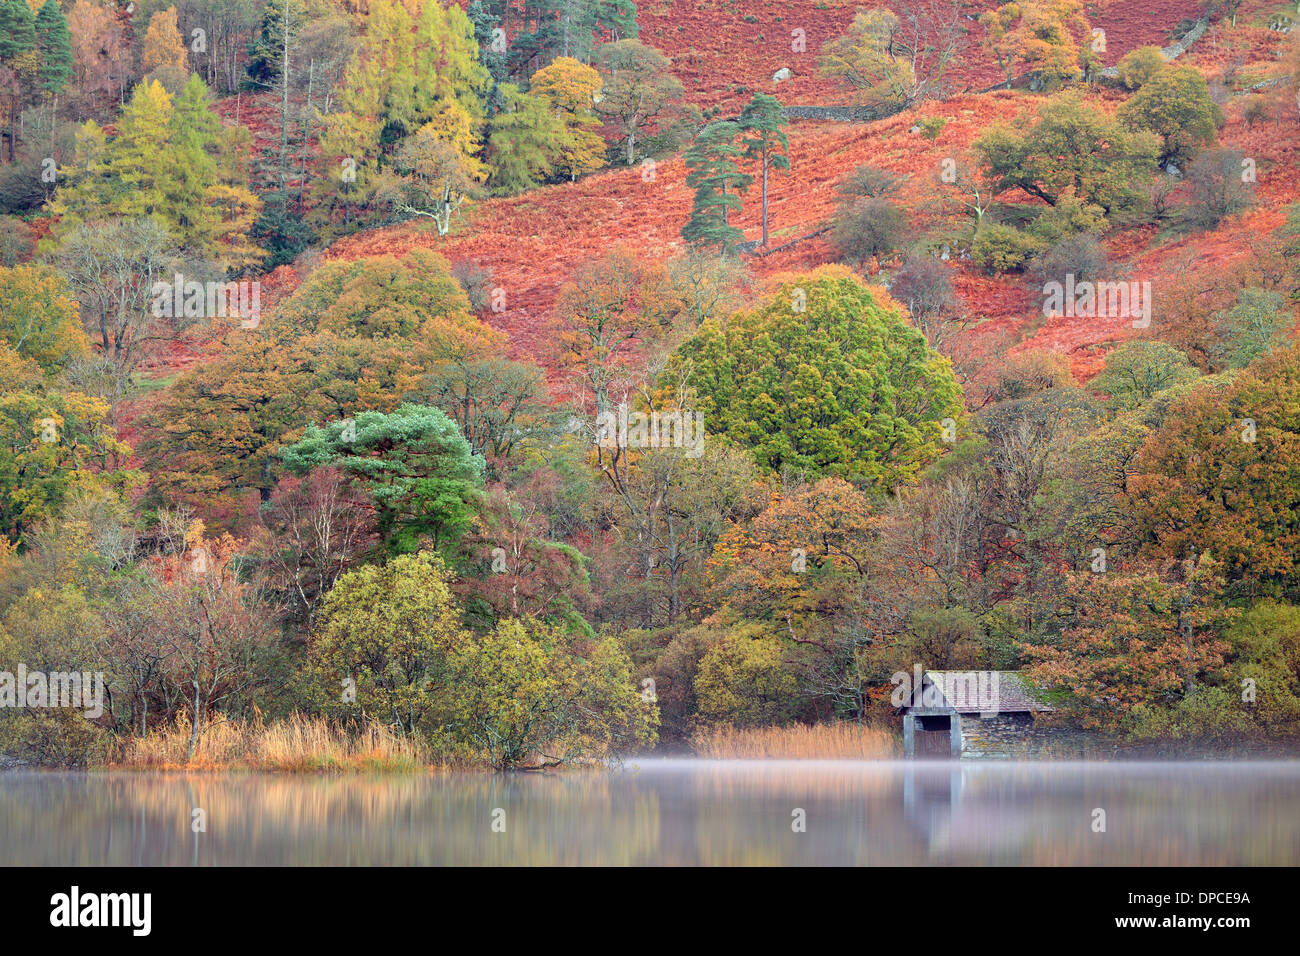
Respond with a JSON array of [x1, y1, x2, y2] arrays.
[[899, 670, 1053, 758]]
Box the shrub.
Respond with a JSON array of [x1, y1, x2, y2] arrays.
[[1116, 46, 1166, 90], [1029, 233, 1110, 287], [1179, 147, 1255, 232], [831, 196, 907, 265], [450, 259, 495, 312], [693, 625, 799, 728], [972, 223, 1046, 273], [1027, 195, 1107, 245]]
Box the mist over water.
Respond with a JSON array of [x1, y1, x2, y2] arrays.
[[3, 760, 1297, 866]]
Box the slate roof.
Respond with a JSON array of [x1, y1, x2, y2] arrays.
[[903, 670, 1052, 714]]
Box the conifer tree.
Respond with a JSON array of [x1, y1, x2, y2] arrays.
[[34, 0, 74, 98], [738, 93, 789, 248], [682, 121, 752, 251]]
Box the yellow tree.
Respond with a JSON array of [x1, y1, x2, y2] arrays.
[[530, 57, 606, 181], [140, 6, 189, 90], [981, 0, 1095, 87]]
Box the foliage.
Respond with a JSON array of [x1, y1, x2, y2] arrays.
[[1118, 65, 1222, 165], [670, 266, 965, 489]]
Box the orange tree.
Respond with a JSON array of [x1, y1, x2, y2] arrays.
[[1131, 346, 1300, 600], [1023, 557, 1232, 734]]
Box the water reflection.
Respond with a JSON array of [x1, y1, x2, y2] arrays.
[[1, 760, 1297, 865]]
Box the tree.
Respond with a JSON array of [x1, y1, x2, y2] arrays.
[[280, 404, 486, 555], [245, 0, 307, 191], [1118, 64, 1222, 165], [450, 617, 656, 768], [819, 3, 963, 108], [831, 195, 906, 266], [34, 0, 73, 99], [670, 266, 966, 489], [1116, 45, 1166, 90], [1179, 147, 1255, 232], [414, 357, 557, 466], [682, 120, 752, 251], [0, 375, 130, 545], [1089, 340, 1199, 410], [1133, 347, 1300, 597], [140, 6, 190, 91], [66, 0, 129, 107], [0, 264, 88, 372], [0, 0, 36, 162], [51, 217, 183, 377], [694, 624, 799, 728], [738, 93, 789, 248], [385, 125, 485, 234], [975, 92, 1161, 215], [486, 82, 564, 192], [553, 244, 676, 414], [48, 77, 261, 269], [529, 56, 606, 180], [307, 550, 466, 738], [251, 466, 377, 632], [1023, 558, 1231, 734], [980, 0, 1094, 87], [593, 39, 684, 166], [1211, 288, 1292, 370]]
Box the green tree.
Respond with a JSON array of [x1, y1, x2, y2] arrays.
[[694, 624, 799, 728], [307, 550, 466, 738], [975, 92, 1161, 216], [1118, 65, 1222, 165], [1211, 288, 1293, 370], [34, 0, 74, 97], [280, 404, 486, 555], [486, 83, 564, 192], [669, 265, 965, 488], [0, 264, 87, 372], [682, 120, 752, 251], [1089, 340, 1199, 410], [451, 616, 656, 768], [594, 39, 683, 166]]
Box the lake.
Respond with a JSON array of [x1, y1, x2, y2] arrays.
[[2, 759, 1298, 865]]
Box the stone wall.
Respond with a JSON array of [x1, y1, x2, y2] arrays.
[[958, 712, 1086, 758]]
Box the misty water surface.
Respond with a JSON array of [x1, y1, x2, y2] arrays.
[[2, 759, 1297, 865]]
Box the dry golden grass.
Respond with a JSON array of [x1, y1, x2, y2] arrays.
[[111, 714, 441, 773], [691, 721, 899, 759]]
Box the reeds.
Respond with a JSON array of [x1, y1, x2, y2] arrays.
[[690, 721, 899, 759], [111, 714, 437, 772]]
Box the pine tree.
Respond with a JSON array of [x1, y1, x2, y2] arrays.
[[0, 0, 36, 62], [246, 0, 306, 190], [738, 93, 789, 248], [34, 0, 73, 97], [0, 0, 37, 161], [682, 121, 752, 251]]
